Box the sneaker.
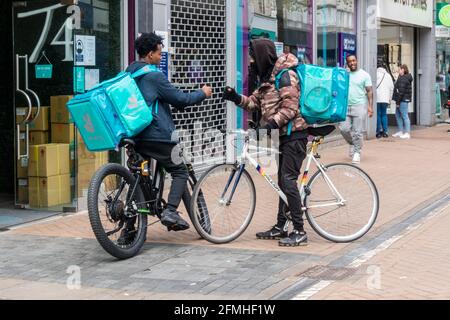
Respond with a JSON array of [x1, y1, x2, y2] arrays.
[[400, 132, 411, 139], [117, 226, 136, 246], [279, 230, 308, 247], [352, 152, 361, 164], [256, 225, 288, 240], [376, 133, 382, 139], [161, 208, 190, 231], [392, 131, 403, 138], [382, 132, 389, 138]]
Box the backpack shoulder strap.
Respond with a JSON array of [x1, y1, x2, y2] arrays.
[[131, 65, 160, 79]]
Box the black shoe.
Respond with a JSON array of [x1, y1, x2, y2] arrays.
[[279, 230, 308, 247], [117, 226, 136, 246], [382, 132, 389, 138], [161, 208, 190, 231], [376, 133, 382, 139], [256, 225, 288, 240]]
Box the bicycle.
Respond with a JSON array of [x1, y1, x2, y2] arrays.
[[87, 139, 210, 260], [190, 129, 379, 244]]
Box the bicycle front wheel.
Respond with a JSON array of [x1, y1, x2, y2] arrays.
[[190, 164, 256, 244], [305, 163, 379, 243]]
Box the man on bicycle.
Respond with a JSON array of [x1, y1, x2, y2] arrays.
[[121, 32, 212, 242], [223, 39, 309, 246]]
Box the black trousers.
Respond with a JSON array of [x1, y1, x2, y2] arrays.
[[136, 141, 188, 211], [276, 138, 308, 231]]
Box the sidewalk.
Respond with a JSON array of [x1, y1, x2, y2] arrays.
[[1, 124, 450, 299]]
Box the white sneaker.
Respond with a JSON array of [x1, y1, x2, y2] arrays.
[[392, 131, 403, 138], [400, 132, 411, 139], [352, 153, 361, 164]]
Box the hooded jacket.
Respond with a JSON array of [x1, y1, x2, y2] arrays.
[[240, 40, 307, 138], [393, 73, 413, 105], [376, 67, 394, 104], [126, 61, 206, 143]]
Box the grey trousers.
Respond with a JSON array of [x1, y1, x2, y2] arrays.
[[339, 104, 367, 154]]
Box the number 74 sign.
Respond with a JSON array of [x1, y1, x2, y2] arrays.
[[17, 4, 81, 63]]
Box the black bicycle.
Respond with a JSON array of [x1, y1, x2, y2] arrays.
[[87, 139, 210, 260]]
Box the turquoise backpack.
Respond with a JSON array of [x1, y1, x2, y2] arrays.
[[275, 64, 349, 134], [67, 65, 160, 151]]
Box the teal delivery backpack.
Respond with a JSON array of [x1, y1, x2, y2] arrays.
[[276, 64, 349, 130], [66, 65, 160, 151]]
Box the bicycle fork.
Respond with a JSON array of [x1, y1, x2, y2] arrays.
[[219, 164, 245, 206]]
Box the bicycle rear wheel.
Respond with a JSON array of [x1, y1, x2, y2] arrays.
[[88, 163, 148, 259], [305, 163, 379, 243], [190, 164, 256, 244]]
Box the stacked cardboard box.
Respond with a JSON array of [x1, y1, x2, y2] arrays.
[[16, 107, 51, 204], [49, 95, 108, 198], [28, 144, 71, 208]]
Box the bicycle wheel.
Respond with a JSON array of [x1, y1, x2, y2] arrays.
[[88, 163, 148, 259], [305, 163, 379, 243], [190, 164, 256, 244]]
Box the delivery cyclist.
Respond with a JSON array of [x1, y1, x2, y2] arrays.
[[223, 39, 309, 247], [120, 32, 212, 244]]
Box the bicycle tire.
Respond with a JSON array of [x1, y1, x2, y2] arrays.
[[88, 163, 148, 259], [305, 163, 379, 243], [190, 164, 256, 244]]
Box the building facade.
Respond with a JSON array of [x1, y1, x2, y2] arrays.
[[0, 0, 438, 216]]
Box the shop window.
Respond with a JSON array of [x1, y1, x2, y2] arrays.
[[316, 0, 356, 67]]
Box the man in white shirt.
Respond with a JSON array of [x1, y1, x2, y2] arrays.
[[340, 55, 374, 164]]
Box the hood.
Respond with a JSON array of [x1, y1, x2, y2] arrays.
[[125, 61, 149, 74], [270, 53, 299, 82], [250, 39, 278, 83]]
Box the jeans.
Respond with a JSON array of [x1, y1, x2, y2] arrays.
[[276, 138, 308, 231], [376, 103, 389, 134], [339, 104, 366, 154], [136, 141, 188, 211], [395, 101, 411, 134]]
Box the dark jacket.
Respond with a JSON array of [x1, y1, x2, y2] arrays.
[[126, 61, 206, 144], [393, 73, 413, 105]]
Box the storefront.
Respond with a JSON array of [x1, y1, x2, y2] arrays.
[[376, 0, 435, 126], [0, 0, 129, 218], [0, 0, 230, 220]]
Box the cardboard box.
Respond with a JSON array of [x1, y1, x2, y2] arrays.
[[51, 123, 75, 144], [30, 131, 49, 145], [16, 107, 50, 131], [76, 154, 109, 197], [17, 179, 28, 204], [29, 174, 71, 208], [17, 158, 28, 179], [50, 95, 73, 124], [28, 144, 70, 177]]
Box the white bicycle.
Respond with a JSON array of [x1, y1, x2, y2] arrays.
[[190, 129, 379, 244]]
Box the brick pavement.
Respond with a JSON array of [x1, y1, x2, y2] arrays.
[[309, 203, 450, 300]]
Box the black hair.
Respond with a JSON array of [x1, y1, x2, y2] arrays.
[[346, 54, 357, 61], [135, 32, 164, 58]]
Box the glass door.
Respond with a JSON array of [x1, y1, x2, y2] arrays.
[[13, 0, 123, 212]]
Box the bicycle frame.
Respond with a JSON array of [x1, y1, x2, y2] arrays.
[[223, 131, 346, 213]]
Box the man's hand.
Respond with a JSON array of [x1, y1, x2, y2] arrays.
[[368, 106, 374, 118], [222, 86, 242, 105], [202, 85, 213, 98]]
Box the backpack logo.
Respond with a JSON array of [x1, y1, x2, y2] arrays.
[[83, 113, 95, 133], [128, 95, 139, 109]]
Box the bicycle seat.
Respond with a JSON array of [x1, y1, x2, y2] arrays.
[[119, 138, 136, 148]]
